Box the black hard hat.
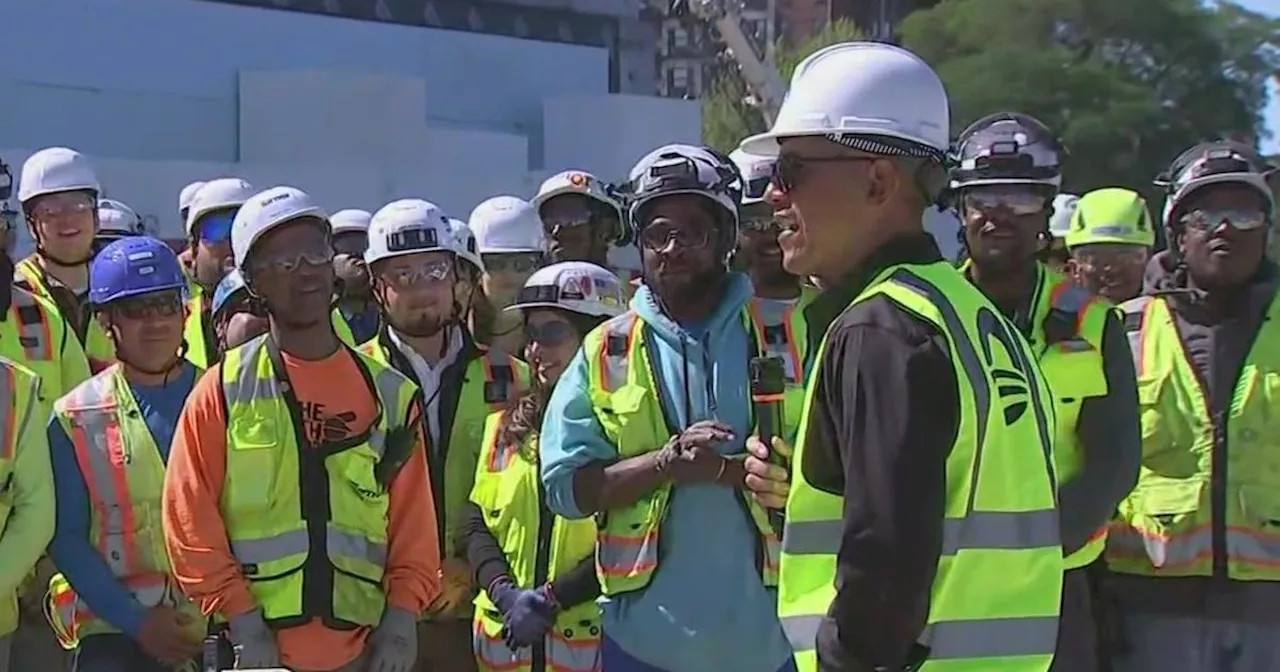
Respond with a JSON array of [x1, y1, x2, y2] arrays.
[[950, 112, 1065, 189]]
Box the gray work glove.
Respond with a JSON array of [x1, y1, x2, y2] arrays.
[[365, 606, 418, 672], [228, 610, 280, 669]]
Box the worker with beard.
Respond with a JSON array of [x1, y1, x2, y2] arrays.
[[358, 199, 527, 672], [951, 112, 1139, 672], [330, 209, 380, 344], [179, 177, 257, 368], [1108, 142, 1280, 672], [540, 143, 792, 672], [162, 186, 439, 672], [46, 237, 205, 671], [730, 148, 815, 442], [469, 196, 546, 356], [739, 44, 1064, 672], [1061, 188, 1154, 303], [531, 170, 637, 293], [15, 147, 116, 373]]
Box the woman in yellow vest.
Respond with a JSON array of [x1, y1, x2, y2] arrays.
[[46, 236, 206, 671], [462, 261, 625, 672]]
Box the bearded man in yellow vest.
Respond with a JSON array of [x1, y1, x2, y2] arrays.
[[951, 113, 1141, 672], [46, 237, 206, 671], [741, 43, 1064, 672], [1109, 142, 1280, 672], [358, 199, 527, 672]]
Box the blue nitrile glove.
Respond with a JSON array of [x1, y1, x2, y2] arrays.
[[489, 578, 555, 648]]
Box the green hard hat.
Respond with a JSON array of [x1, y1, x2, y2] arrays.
[[1066, 187, 1155, 249]]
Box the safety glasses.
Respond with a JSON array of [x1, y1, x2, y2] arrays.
[[1072, 246, 1148, 269], [31, 193, 94, 219], [1180, 208, 1269, 232], [771, 154, 877, 193], [197, 210, 237, 244], [962, 189, 1050, 216], [112, 290, 185, 320], [380, 259, 454, 289], [249, 246, 334, 275], [482, 253, 542, 275], [525, 320, 577, 346], [638, 223, 711, 250]]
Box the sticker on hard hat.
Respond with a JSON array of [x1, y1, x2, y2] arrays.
[[559, 275, 587, 301], [387, 227, 439, 253], [569, 173, 588, 188]]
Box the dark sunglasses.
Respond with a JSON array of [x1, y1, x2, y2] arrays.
[[771, 154, 878, 193], [111, 290, 185, 320], [525, 320, 577, 346], [1180, 208, 1268, 232]]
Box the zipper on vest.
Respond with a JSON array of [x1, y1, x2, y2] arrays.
[[531, 473, 554, 672], [1172, 324, 1228, 581]]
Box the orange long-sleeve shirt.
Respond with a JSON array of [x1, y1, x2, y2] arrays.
[[161, 348, 441, 671]]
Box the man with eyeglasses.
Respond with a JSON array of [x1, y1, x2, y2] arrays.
[[179, 177, 257, 368], [162, 186, 439, 672], [46, 236, 207, 671], [948, 112, 1140, 672], [1107, 142, 1280, 672], [1061, 188, 1155, 303], [540, 143, 793, 672], [468, 196, 546, 357], [357, 199, 527, 672], [740, 44, 1065, 672], [532, 170, 629, 267]]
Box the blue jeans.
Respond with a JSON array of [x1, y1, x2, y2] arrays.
[[601, 635, 798, 672]]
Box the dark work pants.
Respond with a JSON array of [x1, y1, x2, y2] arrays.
[[73, 634, 189, 672], [1050, 567, 1101, 672], [414, 618, 478, 672]]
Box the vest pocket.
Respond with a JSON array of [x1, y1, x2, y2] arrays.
[[593, 384, 652, 446], [226, 418, 280, 513], [1132, 480, 1204, 568]]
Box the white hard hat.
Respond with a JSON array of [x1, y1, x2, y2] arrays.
[[626, 144, 739, 233], [1049, 194, 1080, 239], [98, 198, 143, 234], [469, 196, 544, 254], [178, 181, 207, 213], [365, 199, 455, 266], [18, 147, 101, 203], [531, 170, 625, 243], [730, 149, 775, 206], [187, 177, 256, 235], [232, 186, 328, 271], [447, 217, 485, 274], [505, 261, 625, 318], [738, 42, 949, 158], [330, 209, 373, 236]]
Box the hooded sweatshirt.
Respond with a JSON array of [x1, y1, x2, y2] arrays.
[[541, 273, 793, 672]]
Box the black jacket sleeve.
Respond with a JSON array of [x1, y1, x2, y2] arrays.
[[1059, 313, 1141, 553], [801, 298, 959, 672], [461, 502, 513, 591], [549, 556, 601, 608]]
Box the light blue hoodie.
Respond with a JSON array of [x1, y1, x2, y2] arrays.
[[541, 274, 793, 672]]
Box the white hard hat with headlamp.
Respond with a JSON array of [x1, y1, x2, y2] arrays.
[[18, 147, 101, 203], [1049, 194, 1081, 240], [730, 149, 775, 207], [97, 198, 144, 235], [469, 196, 544, 254], [187, 177, 256, 237], [330, 209, 373, 236], [626, 144, 740, 235], [365, 199, 456, 266], [738, 42, 950, 158], [532, 170, 626, 243], [447, 217, 485, 274], [179, 181, 207, 214], [231, 186, 327, 272], [505, 261, 625, 319]]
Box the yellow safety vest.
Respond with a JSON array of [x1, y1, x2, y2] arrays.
[[779, 262, 1063, 672], [0, 288, 91, 404], [360, 332, 527, 561], [0, 360, 45, 637], [1026, 265, 1111, 569], [15, 256, 115, 373], [744, 288, 817, 443], [219, 334, 418, 628], [470, 412, 600, 672], [580, 312, 781, 596], [46, 365, 205, 649], [1108, 293, 1280, 579]]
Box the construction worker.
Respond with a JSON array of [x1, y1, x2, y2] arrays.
[[950, 112, 1140, 672], [0, 359, 54, 672], [469, 196, 545, 356], [531, 170, 634, 284], [93, 198, 145, 255], [1045, 193, 1080, 272], [540, 143, 792, 672], [161, 186, 440, 672], [209, 269, 267, 356], [358, 199, 527, 672], [176, 181, 205, 279], [462, 261, 624, 672], [448, 217, 486, 322], [731, 149, 816, 441], [180, 177, 257, 368], [331, 209, 379, 344], [1061, 188, 1155, 303], [1108, 142, 1280, 672], [16, 147, 116, 372], [46, 236, 206, 671], [738, 43, 1063, 672]]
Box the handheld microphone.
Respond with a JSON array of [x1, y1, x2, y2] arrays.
[[749, 356, 787, 466]]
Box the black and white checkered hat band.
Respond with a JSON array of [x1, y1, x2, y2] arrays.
[[824, 133, 947, 162]]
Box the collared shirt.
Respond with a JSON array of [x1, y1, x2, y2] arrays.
[[389, 326, 463, 447]]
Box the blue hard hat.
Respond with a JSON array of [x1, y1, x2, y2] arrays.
[[89, 236, 188, 306], [211, 269, 248, 318]]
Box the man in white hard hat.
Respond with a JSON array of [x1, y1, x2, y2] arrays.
[[93, 197, 145, 254], [330, 209, 379, 344], [531, 170, 628, 265], [359, 199, 527, 672], [738, 42, 1063, 672], [176, 181, 206, 278], [180, 177, 256, 368], [468, 196, 546, 355], [16, 147, 117, 373], [162, 186, 440, 672], [446, 217, 485, 321], [1045, 193, 1080, 271]]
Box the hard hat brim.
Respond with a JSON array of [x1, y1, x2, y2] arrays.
[[502, 299, 620, 318]]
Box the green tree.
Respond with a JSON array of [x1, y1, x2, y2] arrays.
[[897, 0, 1280, 198], [702, 19, 865, 152]]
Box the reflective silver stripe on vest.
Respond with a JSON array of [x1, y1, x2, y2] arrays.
[[231, 525, 387, 568], [11, 291, 50, 360], [0, 365, 34, 463], [783, 509, 1060, 556], [782, 613, 1059, 660], [1119, 296, 1151, 364], [64, 374, 134, 576]]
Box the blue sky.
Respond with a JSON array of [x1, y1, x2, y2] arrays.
[[1239, 0, 1280, 152]]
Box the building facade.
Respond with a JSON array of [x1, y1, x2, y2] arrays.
[[648, 0, 777, 99]]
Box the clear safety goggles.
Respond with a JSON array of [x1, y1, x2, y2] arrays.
[[31, 192, 94, 219], [380, 258, 453, 289], [482, 253, 541, 275], [962, 188, 1051, 216], [1179, 208, 1269, 232], [249, 246, 334, 275], [638, 222, 712, 250]]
